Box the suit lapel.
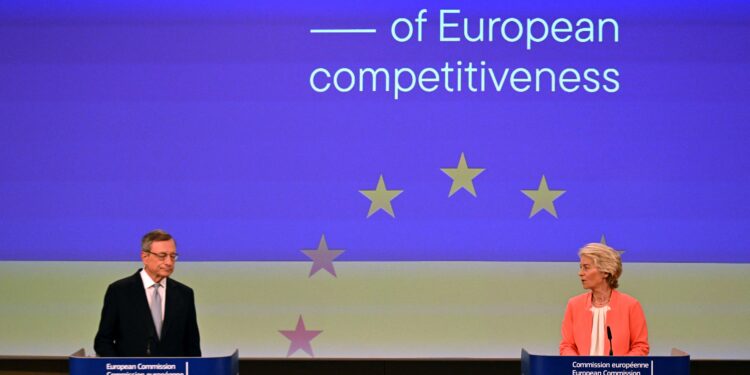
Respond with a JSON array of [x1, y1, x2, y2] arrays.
[[581, 292, 594, 355], [162, 278, 177, 341], [605, 290, 621, 355], [132, 270, 160, 342]]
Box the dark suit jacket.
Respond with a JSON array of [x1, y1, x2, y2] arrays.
[[94, 270, 201, 357]]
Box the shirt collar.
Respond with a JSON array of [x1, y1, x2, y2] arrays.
[[140, 269, 167, 289]]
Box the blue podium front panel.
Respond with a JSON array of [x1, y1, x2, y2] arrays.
[[521, 349, 690, 375], [69, 351, 238, 375]]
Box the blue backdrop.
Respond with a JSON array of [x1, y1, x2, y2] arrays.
[[1, 1, 749, 262]]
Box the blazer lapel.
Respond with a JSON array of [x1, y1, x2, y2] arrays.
[[604, 290, 621, 355], [161, 278, 176, 340], [131, 270, 159, 341], [580, 292, 594, 355]]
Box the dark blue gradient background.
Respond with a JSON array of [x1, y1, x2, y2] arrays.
[[1, 1, 749, 261]]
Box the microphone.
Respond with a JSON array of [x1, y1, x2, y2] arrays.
[[607, 326, 613, 356]]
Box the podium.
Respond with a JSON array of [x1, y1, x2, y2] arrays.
[[521, 348, 689, 375], [69, 349, 239, 375]]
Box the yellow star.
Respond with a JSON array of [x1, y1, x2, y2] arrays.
[[359, 175, 403, 218], [521, 175, 566, 218], [600, 235, 626, 255], [441, 153, 485, 197]]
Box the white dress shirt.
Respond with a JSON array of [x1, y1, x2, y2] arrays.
[[140, 269, 166, 321], [589, 305, 611, 356]]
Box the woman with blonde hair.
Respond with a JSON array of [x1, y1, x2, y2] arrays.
[[560, 243, 649, 356]]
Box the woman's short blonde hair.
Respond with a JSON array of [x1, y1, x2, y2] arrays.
[[578, 243, 622, 289]]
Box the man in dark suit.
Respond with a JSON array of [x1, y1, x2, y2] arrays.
[[94, 230, 201, 357]]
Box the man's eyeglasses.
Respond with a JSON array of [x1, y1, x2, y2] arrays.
[[143, 250, 179, 261]]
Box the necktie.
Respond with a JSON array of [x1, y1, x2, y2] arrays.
[[150, 283, 162, 339]]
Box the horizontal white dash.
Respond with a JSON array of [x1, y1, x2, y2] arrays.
[[310, 29, 377, 34]]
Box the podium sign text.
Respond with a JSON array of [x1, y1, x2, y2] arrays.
[[521, 349, 689, 375], [69, 350, 238, 375]]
